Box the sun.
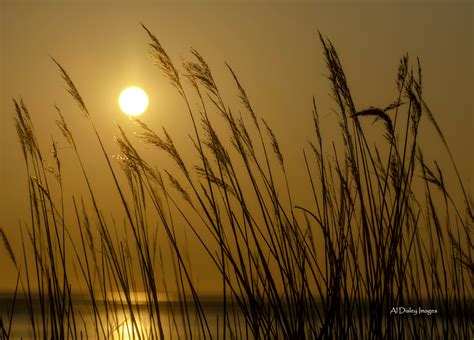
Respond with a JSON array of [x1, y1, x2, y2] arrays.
[[119, 87, 149, 116]]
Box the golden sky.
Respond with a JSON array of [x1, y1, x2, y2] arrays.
[[0, 0, 472, 292]]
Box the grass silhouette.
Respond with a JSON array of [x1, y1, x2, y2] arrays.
[[1, 26, 472, 339]]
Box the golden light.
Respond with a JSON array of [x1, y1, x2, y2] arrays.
[[119, 87, 149, 116], [112, 313, 149, 340]]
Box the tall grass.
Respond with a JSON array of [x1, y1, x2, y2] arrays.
[[1, 27, 472, 339]]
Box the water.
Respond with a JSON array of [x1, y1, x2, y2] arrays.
[[0, 294, 244, 339], [1, 294, 471, 339]]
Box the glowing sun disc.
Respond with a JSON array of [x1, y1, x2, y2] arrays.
[[119, 87, 148, 116]]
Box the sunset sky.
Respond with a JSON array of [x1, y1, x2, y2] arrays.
[[0, 0, 472, 293]]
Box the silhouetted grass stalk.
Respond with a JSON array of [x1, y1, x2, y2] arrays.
[[1, 27, 472, 339]]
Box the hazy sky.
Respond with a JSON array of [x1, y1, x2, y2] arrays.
[[0, 0, 472, 292]]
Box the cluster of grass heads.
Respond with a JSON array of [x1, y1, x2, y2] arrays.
[[1, 26, 472, 339]]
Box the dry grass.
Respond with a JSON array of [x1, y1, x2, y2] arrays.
[[0, 26, 472, 339]]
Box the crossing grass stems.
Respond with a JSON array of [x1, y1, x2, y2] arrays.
[[1, 26, 472, 339]]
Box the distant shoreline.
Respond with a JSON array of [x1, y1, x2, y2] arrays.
[[1, 293, 472, 318]]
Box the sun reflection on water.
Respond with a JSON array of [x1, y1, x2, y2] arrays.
[[111, 313, 150, 340]]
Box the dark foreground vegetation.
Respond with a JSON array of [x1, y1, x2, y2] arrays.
[[1, 26, 472, 339]]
